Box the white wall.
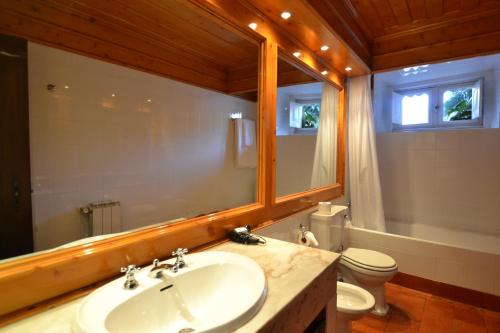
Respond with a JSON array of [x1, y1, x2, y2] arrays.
[[275, 82, 322, 197], [377, 129, 500, 236], [373, 53, 500, 132], [28, 43, 257, 251], [257, 197, 347, 244], [276, 135, 316, 197]]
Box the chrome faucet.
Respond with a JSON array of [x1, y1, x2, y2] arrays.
[[148, 248, 189, 278], [148, 259, 173, 279], [120, 264, 140, 290], [171, 248, 188, 273]]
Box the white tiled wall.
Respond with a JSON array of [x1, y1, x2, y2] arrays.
[[377, 129, 500, 236], [28, 43, 257, 251], [257, 197, 347, 245], [276, 135, 316, 197]]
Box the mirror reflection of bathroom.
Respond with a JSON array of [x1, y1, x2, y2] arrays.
[[0, 3, 260, 260], [275, 55, 338, 197]]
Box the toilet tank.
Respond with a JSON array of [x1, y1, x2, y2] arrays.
[[310, 205, 348, 252]]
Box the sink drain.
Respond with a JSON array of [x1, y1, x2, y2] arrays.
[[179, 328, 195, 333]]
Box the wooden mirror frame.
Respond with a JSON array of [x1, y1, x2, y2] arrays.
[[273, 49, 347, 207], [0, 0, 346, 323]]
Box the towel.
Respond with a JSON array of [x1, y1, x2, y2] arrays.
[[234, 118, 257, 168]]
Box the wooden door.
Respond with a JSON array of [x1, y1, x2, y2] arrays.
[[0, 33, 33, 259]]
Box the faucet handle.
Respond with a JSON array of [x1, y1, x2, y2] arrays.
[[152, 259, 160, 268], [120, 264, 140, 290], [121, 264, 140, 275], [171, 248, 188, 272], [172, 248, 188, 257]]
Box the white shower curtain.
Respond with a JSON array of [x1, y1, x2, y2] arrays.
[[348, 76, 386, 232], [311, 83, 338, 188]]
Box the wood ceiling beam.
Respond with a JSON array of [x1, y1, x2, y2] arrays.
[[226, 63, 317, 94], [372, 9, 500, 71], [193, 0, 348, 88], [302, 0, 372, 64]]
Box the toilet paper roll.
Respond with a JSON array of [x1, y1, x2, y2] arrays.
[[297, 231, 319, 247], [318, 201, 332, 215]]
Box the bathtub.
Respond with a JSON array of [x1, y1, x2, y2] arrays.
[[346, 220, 500, 296]]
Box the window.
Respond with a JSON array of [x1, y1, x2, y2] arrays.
[[392, 79, 482, 130], [289, 96, 321, 130]]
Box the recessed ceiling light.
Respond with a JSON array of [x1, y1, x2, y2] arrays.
[[111, 93, 116, 97], [320, 45, 329, 51], [345, 67, 352, 71], [281, 11, 292, 20], [321, 70, 328, 75], [293, 51, 301, 58], [64, 85, 69, 89], [248, 22, 257, 30], [147, 99, 152, 103]]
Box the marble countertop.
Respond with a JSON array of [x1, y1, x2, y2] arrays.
[[0, 237, 340, 333]]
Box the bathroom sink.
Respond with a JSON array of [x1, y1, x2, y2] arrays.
[[73, 251, 267, 333]]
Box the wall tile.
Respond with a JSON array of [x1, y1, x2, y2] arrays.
[[28, 42, 258, 251]]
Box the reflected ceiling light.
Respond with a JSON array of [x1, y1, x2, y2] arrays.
[[320, 45, 329, 51], [64, 85, 69, 89], [345, 67, 352, 71], [111, 93, 116, 97], [248, 22, 257, 30], [293, 51, 301, 58], [147, 99, 152, 103], [321, 70, 328, 75], [281, 11, 292, 20]]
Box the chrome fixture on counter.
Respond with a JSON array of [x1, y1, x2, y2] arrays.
[[148, 248, 189, 278], [171, 248, 188, 273], [120, 265, 140, 290]]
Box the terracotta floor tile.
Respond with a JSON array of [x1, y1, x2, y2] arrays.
[[452, 302, 487, 333], [350, 285, 500, 333], [394, 290, 427, 322], [385, 307, 420, 333], [419, 295, 455, 333], [352, 313, 387, 333], [483, 309, 500, 333], [386, 283, 402, 306]]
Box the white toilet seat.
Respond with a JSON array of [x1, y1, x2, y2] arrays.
[[341, 248, 397, 274]]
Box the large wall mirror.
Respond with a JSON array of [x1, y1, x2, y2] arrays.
[[276, 53, 339, 198], [0, 1, 261, 261]]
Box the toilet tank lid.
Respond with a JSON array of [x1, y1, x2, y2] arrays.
[[342, 248, 396, 269]]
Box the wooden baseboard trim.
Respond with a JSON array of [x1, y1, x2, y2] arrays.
[[390, 272, 500, 312]]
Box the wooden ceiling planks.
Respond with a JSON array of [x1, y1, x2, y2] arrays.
[[308, 0, 500, 71], [0, 0, 362, 95], [0, 0, 261, 96]]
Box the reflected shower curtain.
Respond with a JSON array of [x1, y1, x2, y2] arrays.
[[348, 76, 386, 232], [311, 84, 338, 188]]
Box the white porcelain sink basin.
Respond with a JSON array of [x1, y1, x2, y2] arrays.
[[73, 251, 266, 333]]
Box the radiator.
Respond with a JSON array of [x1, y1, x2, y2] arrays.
[[80, 201, 121, 236]]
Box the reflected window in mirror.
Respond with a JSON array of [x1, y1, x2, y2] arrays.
[[276, 57, 339, 197], [0, 4, 260, 260]]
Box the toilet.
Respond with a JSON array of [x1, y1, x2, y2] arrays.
[[336, 281, 375, 333], [311, 205, 398, 316]]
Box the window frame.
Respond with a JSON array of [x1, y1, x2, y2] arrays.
[[288, 93, 321, 133], [391, 78, 483, 131], [392, 87, 435, 131], [437, 80, 483, 128]]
